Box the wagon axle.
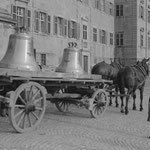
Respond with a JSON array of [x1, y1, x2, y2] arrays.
[[24, 102, 36, 114]]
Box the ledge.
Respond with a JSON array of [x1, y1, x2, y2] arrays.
[[0, 7, 16, 24]]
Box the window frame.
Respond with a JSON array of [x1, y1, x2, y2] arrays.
[[116, 4, 123, 17], [110, 33, 113, 45], [41, 53, 46, 66], [83, 25, 87, 40], [93, 27, 97, 42], [116, 32, 124, 46]]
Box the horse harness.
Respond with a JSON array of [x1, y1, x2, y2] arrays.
[[133, 64, 147, 77], [132, 64, 147, 89]]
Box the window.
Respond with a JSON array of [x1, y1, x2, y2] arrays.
[[41, 54, 46, 66], [109, 2, 113, 16], [148, 11, 150, 23], [68, 20, 78, 39], [99, 29, 107, 44], [95, 0, 101, 10], [116, 5, 123, 17], [71, 21, 76, 38], [39, 12, 46, 33], [83, 25, 87, 40], [139, 5, 144, 19], [116, 32, 124, 46], [17, 7, 25, 27], [27, 10, 31, 30], [34, 11, 50, 34], [11, 5, 31, 31], [83, 55, 88, 73], [48, 16, 51, 34], [110, 33, 113, 45], [101, 30, 107, 44], [35, 11, 39, 32], [93, 28, 97, 42], [54, 16, 58, 35], [58, 17, 63, 36], [64, 19, 67, 36]]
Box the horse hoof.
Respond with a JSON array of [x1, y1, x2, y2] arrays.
[[125, 109, 129, 115], [116, 104, 119, 108], [133, 107, 136, 110], [140, 108, 143, 111], [120, 110, 124, 113]]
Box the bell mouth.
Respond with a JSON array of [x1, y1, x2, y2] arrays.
[[0, 63, 39, 71]]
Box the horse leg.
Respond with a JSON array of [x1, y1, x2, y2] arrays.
[[115, 87, 119, 107], [139, 87, 144, 111], [109, 91, 113, 106], [125, 90, 131, 115], [132, 92, 136, 110], [120, 88, 125, 113]]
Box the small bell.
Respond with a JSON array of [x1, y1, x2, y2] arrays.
[[55, 42, 84, 74]]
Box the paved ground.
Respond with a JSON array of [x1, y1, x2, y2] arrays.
[[0, 79, 150, 150]]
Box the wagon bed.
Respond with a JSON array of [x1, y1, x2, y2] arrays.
[[0, 68, 112, 133]]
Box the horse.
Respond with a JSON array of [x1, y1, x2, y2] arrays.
[[91, 61, 119, 80], [117, 58, 150, 115], [91, 60, 124, 107]]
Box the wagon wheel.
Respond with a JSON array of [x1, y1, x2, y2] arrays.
[[55, 88, 70, 112], [90, 89, 108, 118], [8, 82, 46, 133]]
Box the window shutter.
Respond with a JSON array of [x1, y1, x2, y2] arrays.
[[105, 31, 107, 44], [63, 19, 67, 37], [53, 16, 57, 35], [68, 20, 71, 38], [47, 15, 51, 34], [77, 23, 80, 39], [45, 13, 48, 34], [34, 10, 39, 32], [61, 18, 64, 36], [99, 29, 102, 43], [75, 22, 78, 39], [27, 10, 31, 31], [11, 5, 17, 20]]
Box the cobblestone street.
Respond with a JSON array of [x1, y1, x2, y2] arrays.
[[0, 78, 150, 150]]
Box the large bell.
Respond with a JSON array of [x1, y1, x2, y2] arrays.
[[56, 42, 84, 74], [0, 29, 38, 71]]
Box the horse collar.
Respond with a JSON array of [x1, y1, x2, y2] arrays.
[[134, 65, 147, 76]]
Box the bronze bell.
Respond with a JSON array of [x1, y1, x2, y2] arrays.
[[55, 42, 84, 74], [0, 30, 39, 71]]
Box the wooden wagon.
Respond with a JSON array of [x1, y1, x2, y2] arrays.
[[0, 68, 112, 133]]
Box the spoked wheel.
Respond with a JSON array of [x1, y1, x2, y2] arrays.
[[8, 82, 46, 133], [55, 100, 70, 112], [55, 88, 70, 112], [90, 89, 108, 118]]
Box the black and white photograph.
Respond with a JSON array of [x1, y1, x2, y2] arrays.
[[0, 0, 150, 149]]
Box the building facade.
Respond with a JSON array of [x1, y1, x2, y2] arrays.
[[115, 0, 150, 66], [0, 0, 115, 73]]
